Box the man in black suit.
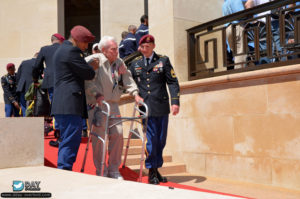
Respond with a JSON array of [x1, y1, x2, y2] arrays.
[[32, 33, 65, 134], [32, 33, 65, 101], [51, 25, 97, 170], [16, 52, 38, 116], [129, 35, 180, 185]]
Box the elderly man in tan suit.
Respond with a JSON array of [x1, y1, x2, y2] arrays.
[[85, 36, 143, 179]]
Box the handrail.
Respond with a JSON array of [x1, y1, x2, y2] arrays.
[[187, 0, 300, 81]]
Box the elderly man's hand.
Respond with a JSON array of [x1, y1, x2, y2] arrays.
[[134, 95, 144, 104], [118, 64, 127, 75], [90, 58, 99, 70], [96, 95, 105, 106]]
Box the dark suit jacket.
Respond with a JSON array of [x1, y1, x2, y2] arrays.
[[129, 52, 180, 117], [51, 40, 95, 118], [16, 58, 35, 93], [32, 43, 60, 89]]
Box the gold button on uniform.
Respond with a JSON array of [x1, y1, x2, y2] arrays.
[[147, 72, 149, 75], [147, 85, 150, 87], [147, 78, 150, 81], [148, 91, 151, 94]]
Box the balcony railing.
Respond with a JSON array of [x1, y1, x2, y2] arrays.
[[187, 0, 300, 80]]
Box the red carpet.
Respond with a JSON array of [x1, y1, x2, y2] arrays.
[[44, 131, 251, 198]]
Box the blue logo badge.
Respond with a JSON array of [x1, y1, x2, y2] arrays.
[[12, 181, 24, 191]]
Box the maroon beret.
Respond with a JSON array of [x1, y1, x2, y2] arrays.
[[70, 25, 95, 43], [139, 34, 155, 45], [52, 33, 65, 42], [6, 63, 15, 70]]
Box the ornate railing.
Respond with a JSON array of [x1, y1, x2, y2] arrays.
[[187, 0, 300, 80]]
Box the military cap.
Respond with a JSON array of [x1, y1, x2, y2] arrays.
[[52, 33, 65, 42], [6, 63, 15, 70], [139, 34, 155, 45], [71, 25, 95, 43]]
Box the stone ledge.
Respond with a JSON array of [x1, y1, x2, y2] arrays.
[[180, 64, 300, 89]]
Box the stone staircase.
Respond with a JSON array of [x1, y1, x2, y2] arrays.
[[122, 138, 186, 175]]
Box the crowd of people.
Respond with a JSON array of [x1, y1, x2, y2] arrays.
[[1, 14, 180, 184], [223, 0, 300, 68]]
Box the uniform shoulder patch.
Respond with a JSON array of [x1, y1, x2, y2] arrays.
[[171, 69, 177, 78], [133, 55, 142, 61], [158, 54, 167, 58]]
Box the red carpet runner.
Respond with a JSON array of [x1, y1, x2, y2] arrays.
[[44, 131, 251, 198]]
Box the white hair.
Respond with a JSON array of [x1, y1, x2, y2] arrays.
[[98, 36, 117, 51]]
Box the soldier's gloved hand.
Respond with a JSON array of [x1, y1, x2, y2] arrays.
[[171, 105, 180, 116], [90, 58, 100, 70]]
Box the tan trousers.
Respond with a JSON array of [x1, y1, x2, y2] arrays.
[[226, 24, 247, 69], [88, 102, 123, 177]]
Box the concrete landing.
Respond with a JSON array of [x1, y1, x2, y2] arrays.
[[0, 166, 245, 199]]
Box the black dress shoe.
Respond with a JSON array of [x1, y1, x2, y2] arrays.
[[49, 139, 61, 147], [148, 168, 159, 185], [156, 169, 168, 183]]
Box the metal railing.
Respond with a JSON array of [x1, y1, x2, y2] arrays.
[[187, 0, 300, 80]]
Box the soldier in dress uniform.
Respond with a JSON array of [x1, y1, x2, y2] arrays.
[[51, 25, 97, 170], [129, 34, 180, 185], [16, 52, 38, 116], [1, 63, 20, 117]]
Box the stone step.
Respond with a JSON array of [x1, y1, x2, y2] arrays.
[[123, 138, 142, 147], [122, 146, 142, 155], [123, 155, 172, 166], [129, 162, 187, 175]]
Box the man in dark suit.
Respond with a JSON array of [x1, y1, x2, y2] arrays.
[[129, 34, 180, 185], [32, 33, 64, 134], [32, 33, 65, 102], [1, 63, 20, 117], [51, 25, 97, 170], [16, 53, 38, 116]]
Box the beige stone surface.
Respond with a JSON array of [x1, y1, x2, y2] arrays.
[[205, 155, 272, 185], [267, 73, 300, 114], [173, 0, 223, 22], [119, 64, 300, 191], [149, 0, 175, 65], [0, 0, 58, 104], [0, 118, 44, 169], [101, 0, 144, 41], [0, 166, 243, 199], [272, 159, 300, 190]]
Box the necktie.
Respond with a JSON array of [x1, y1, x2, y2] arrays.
[[146, 58, 150, 66]]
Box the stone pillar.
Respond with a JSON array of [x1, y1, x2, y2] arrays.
[[148, 0, 223, 82], [100, 0, 144, 42]]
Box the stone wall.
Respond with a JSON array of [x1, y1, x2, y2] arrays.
[[0, 117, 44, 169], [0, 0, 58, 104], [119, 64, 300, 191]]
